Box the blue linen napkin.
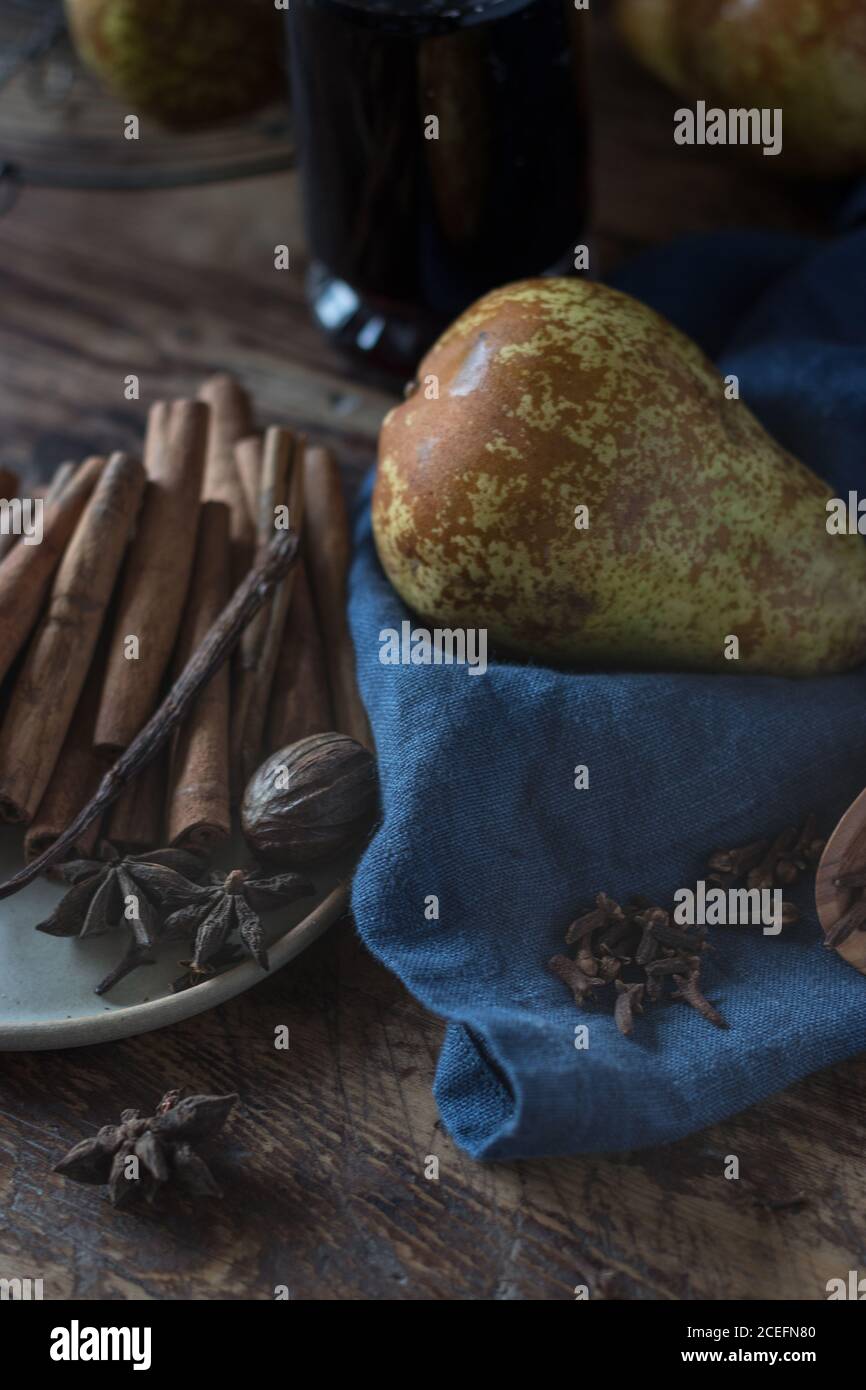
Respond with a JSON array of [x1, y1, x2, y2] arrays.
[[348, 218, 866, 1158]]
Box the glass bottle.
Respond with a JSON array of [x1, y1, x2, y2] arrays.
[[287, 0, 590, 373]]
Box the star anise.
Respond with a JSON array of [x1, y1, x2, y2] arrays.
[[171, 943, 245, 993], [157, 865, 315, 980], [35, 847, 210, 995], [36, 847, 208, 940], [53, 1088, 238, 1208]]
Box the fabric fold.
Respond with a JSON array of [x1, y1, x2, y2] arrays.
[[349, 219, 866, 1158]]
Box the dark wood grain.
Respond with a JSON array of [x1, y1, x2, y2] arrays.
[[0, 3, 861, 1301], [2, 923, 864, 1301], [0, 174, 393, 490]]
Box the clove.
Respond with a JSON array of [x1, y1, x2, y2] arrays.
[[549, 954, 605, 1006], [671, 969, 727, 1029], [746, 827, 798, 891], [614, 981, 644, 1037], [707, 838, 768, 880]]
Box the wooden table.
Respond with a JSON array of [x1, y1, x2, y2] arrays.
[[0, 8, 861, 1301]]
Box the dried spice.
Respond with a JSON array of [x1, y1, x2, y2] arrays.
[[54, 1089, 238, 1208], [614, 981, 644, 1036], [171, 943, 245, 993], [241, 732, 379, 867], [706, 838, 768, 885], [671, 968, 726, 1027], [550, 893, 716, 1036], [707, 815, 823, 899], [549, 816, 823, 1038], [548, 953, 605, 1006], [155, 865, 314, 983], [35, 847, 209, 994], [0, 526, 299, 904], [35, 848, 312, 993]]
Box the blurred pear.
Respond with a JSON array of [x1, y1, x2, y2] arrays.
[[65, 0, 284, 129], [616, 0, 866, 177]]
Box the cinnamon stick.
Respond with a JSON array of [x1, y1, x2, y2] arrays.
[[45, 460, 77, 504], [243, 445, 306, 772], [0, 525, 300, 901], [198, 373, 255, 584], [0, 454, 104, 686], [24, 639, 112, 863], [235, 434, 262, 530], [231, 426, 294, 790], [94, 400, 208, 752], [303, 446, 373, 750], [166, 500, 231, 853], [265, 557, 333, 752], [0, 451, 146, 824], [19, 460, 73, 521], [107, 755, 167, 854]]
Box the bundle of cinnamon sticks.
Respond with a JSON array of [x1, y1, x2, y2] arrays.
[[0, 374, 371, 868]]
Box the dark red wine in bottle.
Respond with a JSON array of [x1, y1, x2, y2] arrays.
[[287, 0, 590, 374]]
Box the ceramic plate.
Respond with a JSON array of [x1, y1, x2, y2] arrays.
[[0, 829, 349, 1051]]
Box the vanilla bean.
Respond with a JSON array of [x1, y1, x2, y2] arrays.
[[0, 528, 299, 902]]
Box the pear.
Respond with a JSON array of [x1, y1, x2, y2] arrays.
[[615, 0, 866, 178], [64, 0, 283, 129], [372, 278, 866, 676]]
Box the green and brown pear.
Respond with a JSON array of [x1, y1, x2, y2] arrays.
[[65, 0, 283, 129], [615, 0, 866, 178], [372, 278, 866, 676]]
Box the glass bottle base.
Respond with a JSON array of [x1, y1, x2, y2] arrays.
[[306, 261, 447, 379], [306, 250, 587, 381]]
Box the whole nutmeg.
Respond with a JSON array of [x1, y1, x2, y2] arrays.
[[241, 732, 379, 867]]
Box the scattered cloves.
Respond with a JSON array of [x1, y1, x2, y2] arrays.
[[550, 817, 822, 1040], [707, 839, 768, 880], [746, 828, 798, 892], [791, 814, 824, 869], [644, 954, 700, 977], [597, 953, 622, 982], [704, 816, 817, 938], [550, 894, 722, 1035]]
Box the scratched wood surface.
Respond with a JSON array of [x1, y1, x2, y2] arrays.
[[0, 7, 862, 1301]]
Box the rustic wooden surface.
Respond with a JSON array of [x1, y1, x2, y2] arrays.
[[0, 6, 862, 1301]]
